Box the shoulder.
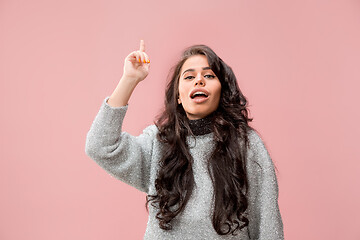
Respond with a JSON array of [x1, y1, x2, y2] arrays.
[[133, 124, 160, 145], [142, 124, 159, 136], [246, 129, 274, 171], [118, 124, 160, 147], [247, 129, 265, 149]]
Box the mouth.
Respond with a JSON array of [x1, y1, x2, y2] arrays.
[[190, 89, 209, 99], [189, 89, 210, 103]]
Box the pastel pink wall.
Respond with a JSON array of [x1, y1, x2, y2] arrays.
[[1, 0, 359, 239]]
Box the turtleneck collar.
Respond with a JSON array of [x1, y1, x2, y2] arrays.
[[188, 114, 214, 136]]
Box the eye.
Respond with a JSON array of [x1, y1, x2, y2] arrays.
[[205, 75, 215, 79], [183, 75, 215, 80]]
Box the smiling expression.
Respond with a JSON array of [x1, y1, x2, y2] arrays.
[[178, 55, 222, 120]]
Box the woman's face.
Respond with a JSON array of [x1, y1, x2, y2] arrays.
[[178, 55, 221, 120]]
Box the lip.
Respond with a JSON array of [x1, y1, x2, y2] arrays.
[[189, 88, 210, 104], [189, 88, 210, 99], [192, 96, 209, 103]]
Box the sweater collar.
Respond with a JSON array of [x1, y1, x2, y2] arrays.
[[188, 114, 213, 136]]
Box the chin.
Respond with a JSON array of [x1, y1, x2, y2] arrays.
[[186, 111, 212, 120], [183, 104, 218, 119]]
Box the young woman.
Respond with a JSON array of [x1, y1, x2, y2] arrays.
[[85, 40, 284, 239]]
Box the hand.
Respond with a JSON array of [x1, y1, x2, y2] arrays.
[[122, 39, 150, 83]]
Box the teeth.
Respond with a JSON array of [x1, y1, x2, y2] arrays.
[[192, 91, 208, 97]]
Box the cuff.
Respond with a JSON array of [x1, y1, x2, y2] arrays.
[[104, 96, 129, 110]]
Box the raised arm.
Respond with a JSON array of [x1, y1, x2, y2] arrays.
[[246, 130, 284, 240], [85, 40, 155, 193]]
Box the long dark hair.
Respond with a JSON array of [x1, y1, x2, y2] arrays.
[[145, 44, 256, 236]]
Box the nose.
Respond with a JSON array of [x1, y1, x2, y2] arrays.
[[194, 74, 205, 86]]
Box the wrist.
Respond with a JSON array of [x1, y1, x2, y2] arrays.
[[120, 75, 141, 85]]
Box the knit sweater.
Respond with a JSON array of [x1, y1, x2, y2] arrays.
[[85, 96, 284, 240]]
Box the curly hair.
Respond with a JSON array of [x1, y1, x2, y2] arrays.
[[145, 44, 256, 236]]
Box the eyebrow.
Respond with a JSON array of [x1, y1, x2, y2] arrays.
[[182, 67, 212, 76]]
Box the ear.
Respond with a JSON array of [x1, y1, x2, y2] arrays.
[[178, 98, 182, 104]]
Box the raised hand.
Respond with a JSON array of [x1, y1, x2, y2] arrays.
[[107, 40, 151, 107], [123, 39, 150, 83]]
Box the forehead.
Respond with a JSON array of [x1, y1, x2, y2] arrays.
[[181, 55, 211, 73]]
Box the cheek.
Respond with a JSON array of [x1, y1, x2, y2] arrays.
[[178, 82, 189, 100], [213, 83, 222, 100]]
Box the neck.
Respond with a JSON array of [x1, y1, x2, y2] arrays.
[[188, 114, 213, 136]]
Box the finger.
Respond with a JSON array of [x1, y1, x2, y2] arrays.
[[139, 39, 145, 52], [132, 51, 144, 64], [128, 51, 139, 63], [130, 51, 148, 64], [143, 52, 150, 63], [139, 51, 147, 63], [136, 51, 142, 63]]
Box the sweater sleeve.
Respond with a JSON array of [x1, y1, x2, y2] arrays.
[[85, 96, 158, 194], [246, 130, 284, 240]]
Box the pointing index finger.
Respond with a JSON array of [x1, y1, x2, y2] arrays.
[[139, 39, 145, 52]]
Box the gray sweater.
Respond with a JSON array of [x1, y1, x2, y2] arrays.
[[85, 96, 284, 240]]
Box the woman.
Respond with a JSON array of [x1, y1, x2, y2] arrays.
[[85, 40, 284, 239]]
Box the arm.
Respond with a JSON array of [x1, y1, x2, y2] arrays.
[[246, 130, 284, 240], [85, 40, 153, 193], [85, 96, 157, 193]]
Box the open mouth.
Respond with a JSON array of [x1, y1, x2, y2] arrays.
[[190, 91, 209, 99]]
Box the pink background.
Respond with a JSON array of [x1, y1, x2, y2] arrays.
[[1, 0, 359, 239]]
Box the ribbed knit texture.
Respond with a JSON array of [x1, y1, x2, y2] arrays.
[[85, 96, 284, 240]]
